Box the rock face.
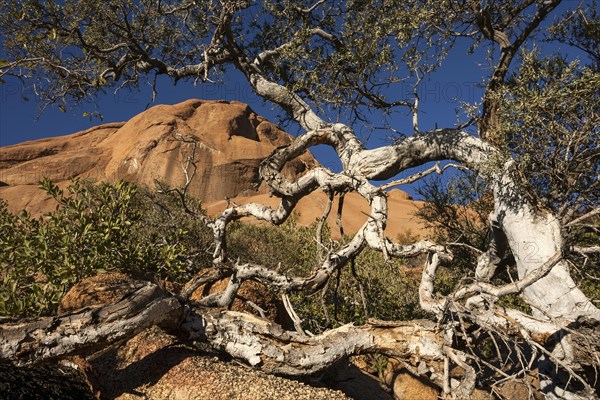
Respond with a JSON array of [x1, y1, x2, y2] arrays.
[[0, 99, 424, 239], [0, 99, 316, 214]]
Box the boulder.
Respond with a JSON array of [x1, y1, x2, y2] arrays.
[[0, 100, 316, 216]]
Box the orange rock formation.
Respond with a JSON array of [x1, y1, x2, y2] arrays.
[[0, 99, 425, 238]]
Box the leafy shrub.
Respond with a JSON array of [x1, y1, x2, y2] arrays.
[[227, 213, 320, 274], [0, 178, 433, 328], [303, 256, 429, 332], [0, 178, 212, 317]]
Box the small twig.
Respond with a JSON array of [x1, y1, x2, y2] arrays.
[[245, 300, 267, 319], [293, 0, 326, 14], [572, 245, 600, 255], [523, 328, 596, 397], [454, 250, 564, 300], [565, 206, 600, 227], [336, 192, 346, 237], [443, 354, 451, 396], [462, 352, 511, 379], [411, 67, 422, 134], [281, 293, 309, 336], [333, 268, 342, 323], [446, 242, 484, 255], [350, 258, 369, 320], [379, 162, 466, 191], [419, 253, 446, 316], [444, 347, 477, 399], [181, 268, 231, 300], [319, 281, 332, 327], [316, 190, 334, 262]]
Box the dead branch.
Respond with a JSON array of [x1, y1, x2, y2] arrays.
[[0, 284, 182, 366]]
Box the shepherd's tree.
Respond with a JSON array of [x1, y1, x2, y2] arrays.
[[1, 1, 599, 398]]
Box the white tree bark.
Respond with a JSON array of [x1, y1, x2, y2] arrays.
[[1, 123, 598, 397], [0, 284, 448, 380], [200, 111, 599, 398], [213, 124, 599, 322], [491, 161, 600, 321], [221, 25, 600, 398], [0, 284, 182, 366]]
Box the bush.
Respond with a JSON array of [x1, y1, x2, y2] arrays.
[[0, 178, 432, 328], [0, 178, 212, 317]]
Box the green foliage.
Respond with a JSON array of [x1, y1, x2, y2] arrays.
[[129, 184, 214, 276], [569, 224, 600, 304], [547, 1, 599, 71], [417, 172, 493, 250], [227, 213, 320, 273], [227, 217, 428, 333], [294, 247, 430, 333], [495, 51, 599, 217], [496, 293, 532, 314], [2, 0, 586, 130], [0, 179, 427, 328], [579, 277, 600, 306], [352, 247, 428, 320], [0, 0, 224, 108], [0, 179, 211, 317]]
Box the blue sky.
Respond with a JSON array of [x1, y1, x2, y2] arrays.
[[0, 51, 483, 145], [0, 41, 540, 200], [0, 55, 482, 198], [0, 45, 484, 159], [0, 1, 585, 198]]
